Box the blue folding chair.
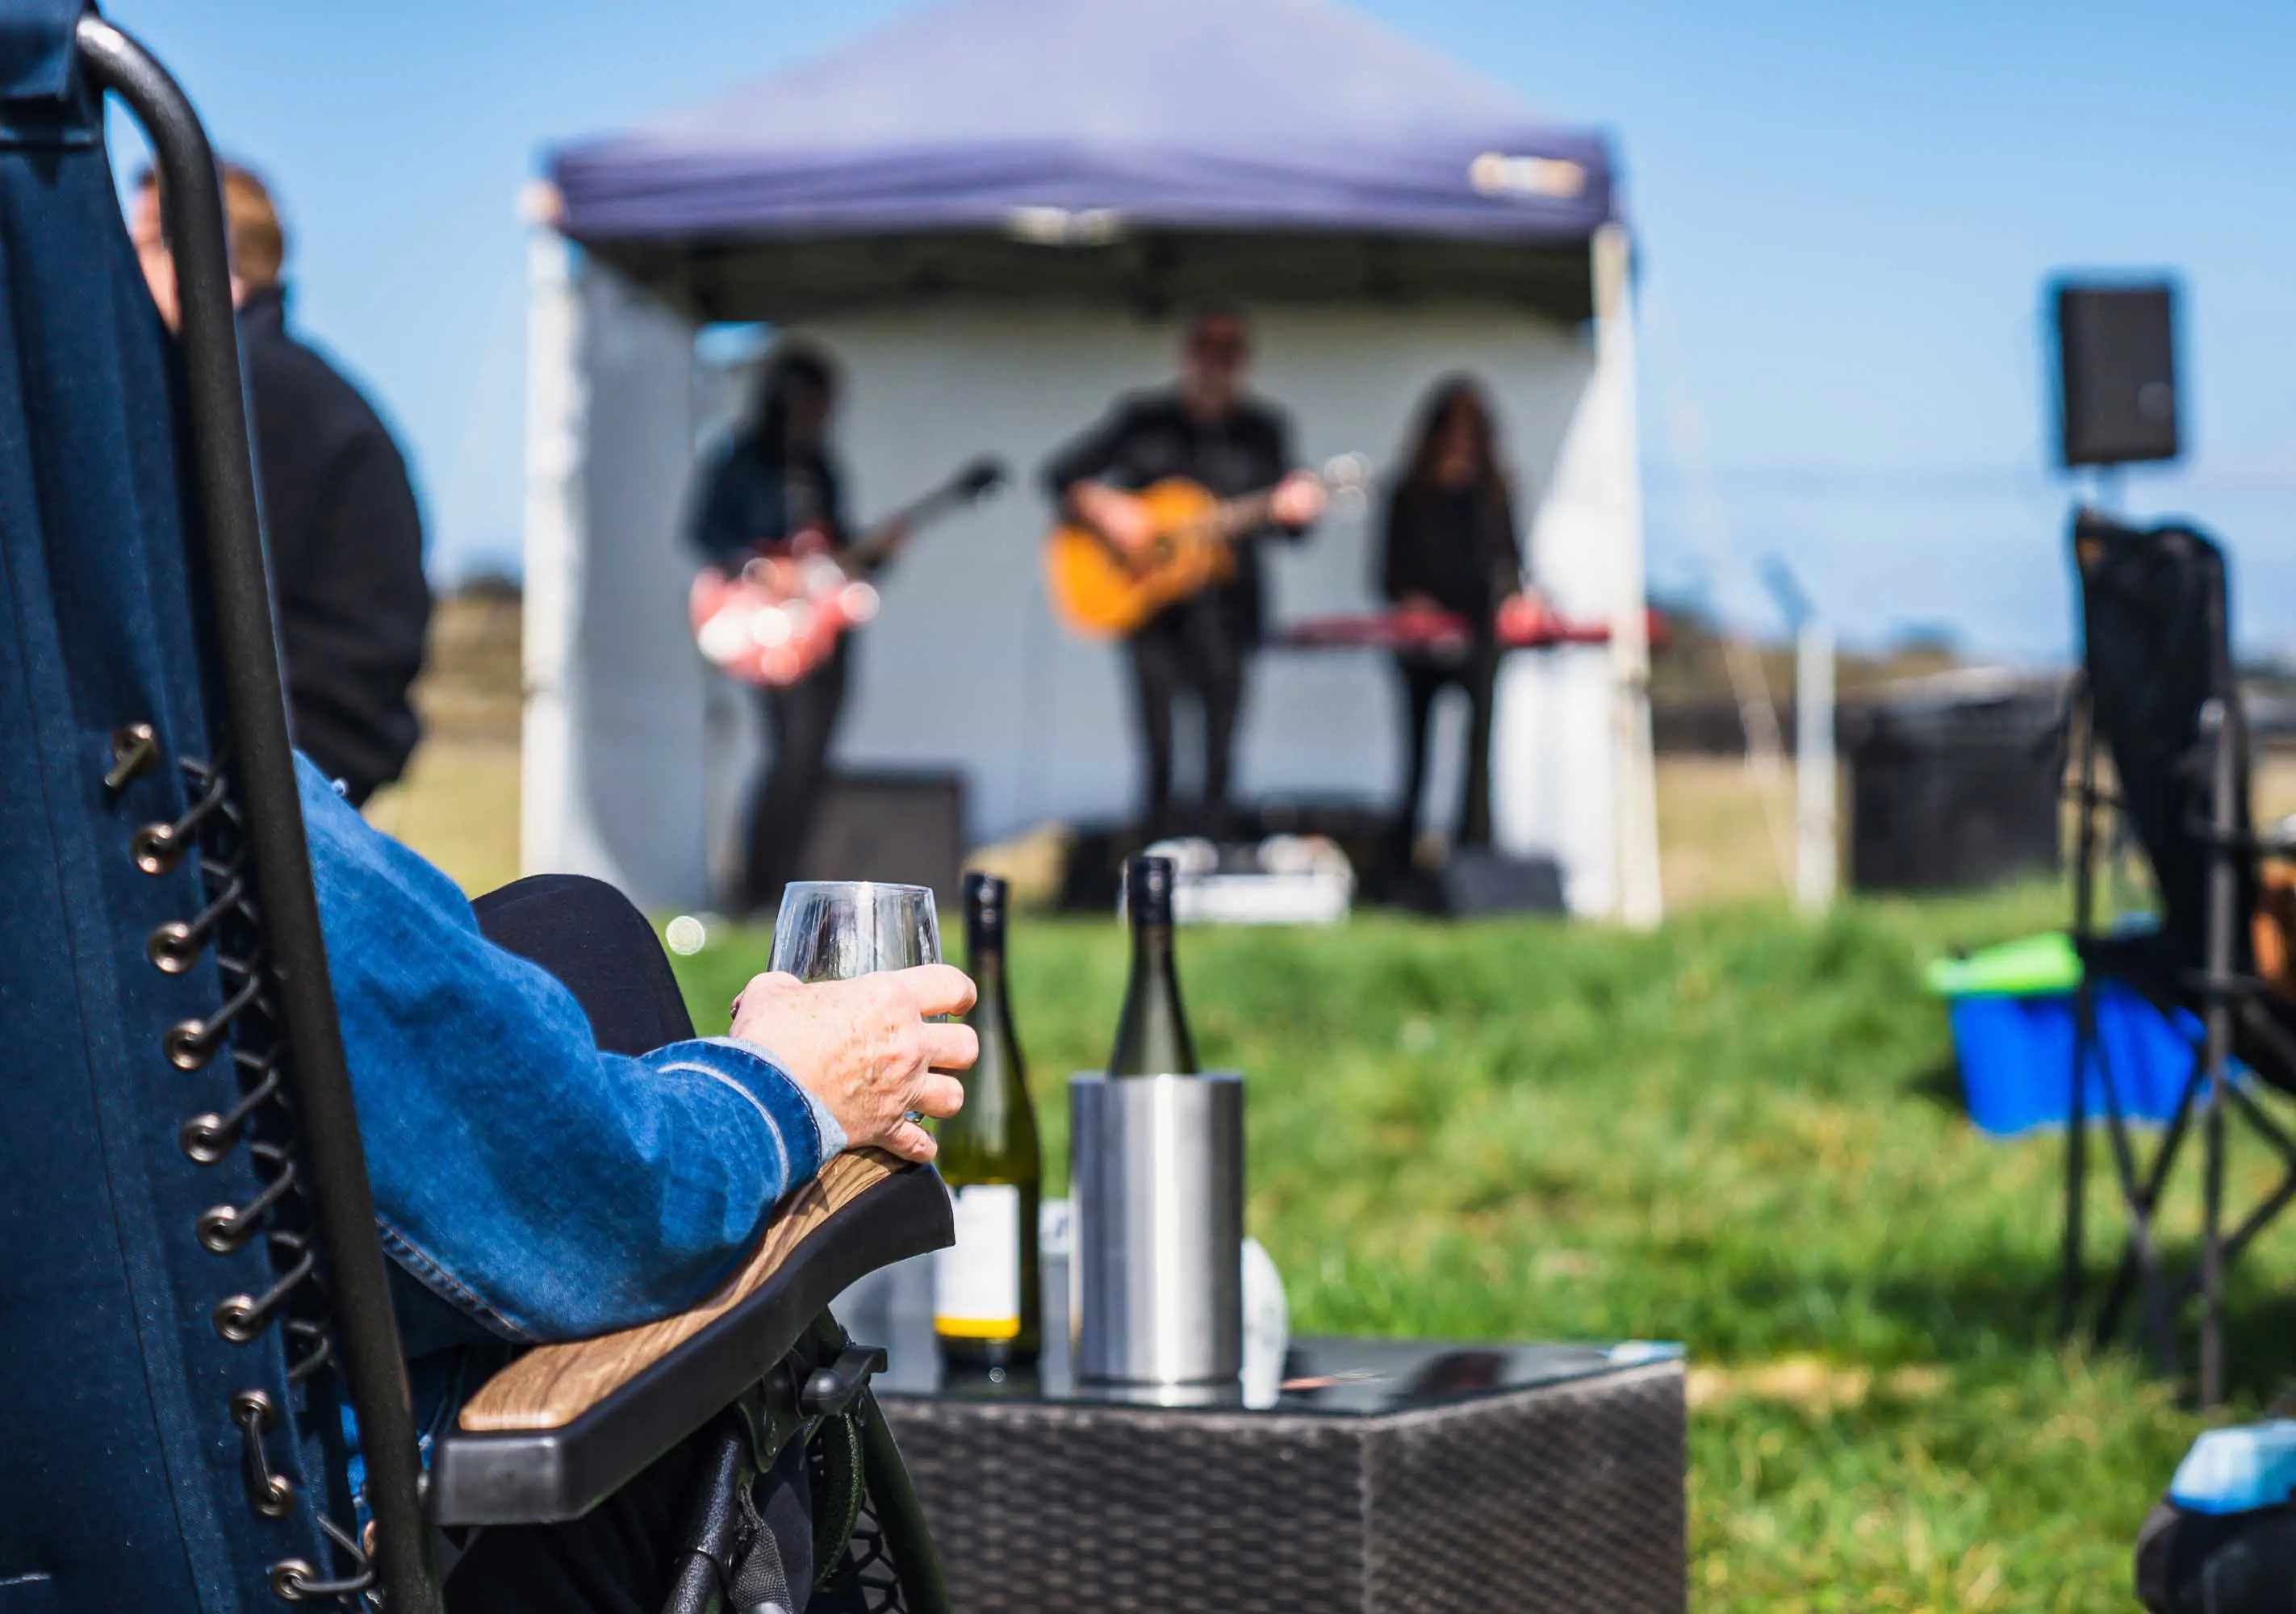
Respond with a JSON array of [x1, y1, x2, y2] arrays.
[[0, 7, 950, 1608]]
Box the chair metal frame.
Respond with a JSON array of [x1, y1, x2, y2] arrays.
[[80, 17, 439, 1603], [80, 18, 954, 1608]]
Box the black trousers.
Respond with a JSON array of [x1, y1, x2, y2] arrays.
[[445, 874, 814, 1613], [741, 641, 851, 918], [1127, 595, 1246, 838], [1393, 646, 1499, 855], [2136, 1499, 2296, 1612]]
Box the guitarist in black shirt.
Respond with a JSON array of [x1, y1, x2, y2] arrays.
[[1043, 307, 1325, 837]]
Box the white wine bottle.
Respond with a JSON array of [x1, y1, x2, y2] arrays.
[[1108, 855, 1199, 1077], [933, 872, 1042, 1369]]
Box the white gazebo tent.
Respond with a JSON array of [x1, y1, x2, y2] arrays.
[[523, 0, 1659, 922]]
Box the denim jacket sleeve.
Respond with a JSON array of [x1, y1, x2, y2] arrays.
[[294, 755, 839, 1343]]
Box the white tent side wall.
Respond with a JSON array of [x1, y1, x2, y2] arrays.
[[522, 245, 707, 909], [526, 262, 1653, 920]]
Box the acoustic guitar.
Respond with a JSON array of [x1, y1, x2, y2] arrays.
[[692, 455, 1006, 688], [1045, 454, 1370, 639]]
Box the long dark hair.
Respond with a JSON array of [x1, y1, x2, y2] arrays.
[[1401, 375, 1507, 498], [747, 342, 836, 457]]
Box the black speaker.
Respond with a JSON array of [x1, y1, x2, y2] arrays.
[[1434, 848, 1566, 918], [797, 769, 967, 918], [2054, 282, 2180, 467], [1845, 692, 2061, 893]]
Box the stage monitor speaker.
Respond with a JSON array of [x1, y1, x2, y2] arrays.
[[1845, 695, 2060, 893], [797, 770, 967, 919], [1435, 849, 1566, 918], [2054, 281, 2179, 467]]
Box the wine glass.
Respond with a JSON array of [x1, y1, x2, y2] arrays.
[[772, 882, 944, 1339], [769, 880, 942, 981]]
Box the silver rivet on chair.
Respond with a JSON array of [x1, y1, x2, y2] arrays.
[[266, 1558, 315, 1601], [165, 1018, 212, 1070], [197, 1204, 249, 1254], [214, 1294, 263, 1344], [131, 821, 182, 874], [180, 1112, 231, 1164], [148, 920, 199, 973]]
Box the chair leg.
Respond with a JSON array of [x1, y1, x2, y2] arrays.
[[2094, 1043, 2199, 1340], [851, 1389, 950, 1614], [2197, 1080, 2296, 1268], [660, 1419, 754, 1614], [2063, 706, 2101, 1338], [2062, 976, 2093, 1336], [2195, 696, 2242, 1407], [2199, 1063, 2227, 1406], [2093, 1035, 2190, 1374]]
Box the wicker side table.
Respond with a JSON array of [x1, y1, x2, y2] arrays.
[[876, 1338, 1686, 1613]]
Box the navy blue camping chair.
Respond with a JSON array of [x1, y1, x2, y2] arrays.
[[0, 9, 950, 1609]]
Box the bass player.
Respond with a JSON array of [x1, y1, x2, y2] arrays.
[[688, 343, 903, 916], [1041, 306, 1325, 838]]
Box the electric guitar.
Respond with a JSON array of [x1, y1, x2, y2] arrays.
[[1044, 454, 1370, 640], [692, 455, 1006, 688]]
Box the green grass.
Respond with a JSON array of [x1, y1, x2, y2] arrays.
[[670, 887, 2296, 1611]]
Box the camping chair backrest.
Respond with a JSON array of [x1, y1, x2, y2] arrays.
[[2072, 507, 2256, 976], [0, 8, 433, 1611]]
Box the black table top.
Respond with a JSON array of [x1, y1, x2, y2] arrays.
[[846, 1251, 1679, 1417], [877, 1332, 1681, 1418]]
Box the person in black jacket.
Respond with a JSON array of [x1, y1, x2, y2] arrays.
[[1043, 307, 1324, 837], [1378, 376, 1532, 858], [132, 164, 429, 805]]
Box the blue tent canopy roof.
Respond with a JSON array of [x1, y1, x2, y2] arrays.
[[547, 0, 1620, 320], [552, 0, 1616, 245]]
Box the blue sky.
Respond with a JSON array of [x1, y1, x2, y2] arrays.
[[103, 1, 2296, 662]]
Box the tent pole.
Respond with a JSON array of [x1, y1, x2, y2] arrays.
[[1594, 224, 1663, 929], [521, 194, 582, 880]]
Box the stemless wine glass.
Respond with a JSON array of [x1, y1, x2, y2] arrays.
[[768, 880, 942, 981], [770, 879, 944, 1137]]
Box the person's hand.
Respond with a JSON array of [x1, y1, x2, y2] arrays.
[[1269, 470, 1326, 528], [1495, 588, 1552, 641], [1397, 591, 1443, 616], [1069, 483, 1156, 558], [730, 964, 978, 1163]]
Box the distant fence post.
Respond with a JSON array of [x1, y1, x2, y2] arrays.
[[1794, 619, 1838, 913]]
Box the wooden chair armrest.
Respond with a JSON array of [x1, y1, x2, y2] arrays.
[[431, 1148, 950, 1527], [461, 1148, 912, 1432]]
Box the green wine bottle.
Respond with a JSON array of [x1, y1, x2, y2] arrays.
[[934, 872, 1043, 1369], [1107, 855, 1200, 1077]]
